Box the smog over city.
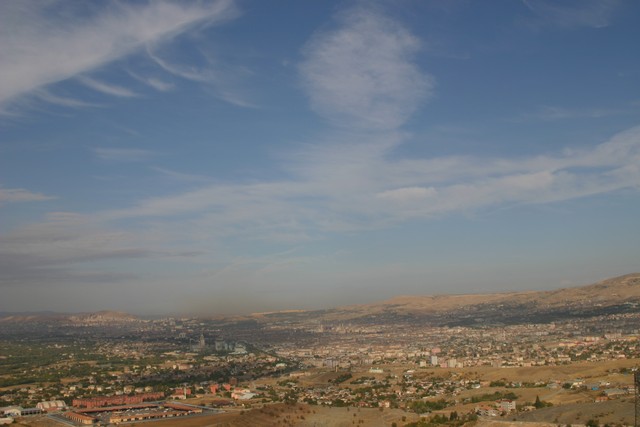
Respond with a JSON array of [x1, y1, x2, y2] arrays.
[[1, 1, 640, 426]]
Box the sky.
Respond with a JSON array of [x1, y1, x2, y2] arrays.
[[1, 0, 639, 315]]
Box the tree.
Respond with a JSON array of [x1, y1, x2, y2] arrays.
[[534, 395, 543, 409]]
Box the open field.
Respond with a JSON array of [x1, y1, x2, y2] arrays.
[[13, 418, 62, 427], [14, 358, 640, 427], [12, 396, 638, 427], [293, 358, 638, 386], [513, 398, 634, 426], [16, 405, 422, 427], [404, 359, 638, 383], [17, 404, 422, 427], [475, 422, 558, 427]]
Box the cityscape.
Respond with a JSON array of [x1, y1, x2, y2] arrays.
[[1, 274, 640, 426], [2, 0, 640, 426]]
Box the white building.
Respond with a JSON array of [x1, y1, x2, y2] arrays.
[[36, 400, 66, 412], [0, 407, 21, 417], [496, 399, 516, 412]]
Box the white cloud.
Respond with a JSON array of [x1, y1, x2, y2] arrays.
[[34, 89, 101, 108], [0, 210, 208, 289], [147, 48, 256, 108], [145, 78, 174, 92], [78, 76, 138, 98], [377, 187, 437, 202], [515, 105, 636, 122], [522, 0, 619, 29], [2, 126, 639, 305], [0, 212, 152, 287], [0, 0, 238, 108], [95, 126, 640, 237], [147, 49, 211, 83], [150, 167, 212, 182], [127, 70, 174, 92], [2, 2, 639, 304], [0, 186, 55, 205], [2, 213, 147, 264], [299, 7, 433, 130], [93, 147, 156, 162]]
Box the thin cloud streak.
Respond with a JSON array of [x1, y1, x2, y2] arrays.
[[34, 89, 102, 108], [0, 0, 238, 108], [522, 0, 619, 29], [91, 6, 640, 238], [1, 2, 638, 312], [514, 105, 638, 122], [0, 186, 55, 205], [147, 48, 257, 108], [147, 49, 211, 83], [1, 212, 138, 262], [128, 71, 175, 92], [93, 147, 157, 162], [150, 167, 213, 183], [78, 77, 138, 98], [91, 126, 640, 242]]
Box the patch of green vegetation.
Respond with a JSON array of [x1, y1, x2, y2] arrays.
[[404, 411, 477, 426], [470, 391, 517, 403], [409, 398, 450, 413], [330, 372, 353, 384]]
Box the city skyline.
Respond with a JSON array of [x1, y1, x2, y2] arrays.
[[1, 0, 639, 315]]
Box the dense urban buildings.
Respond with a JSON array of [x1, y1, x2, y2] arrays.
[[1, 275, 640, 426]]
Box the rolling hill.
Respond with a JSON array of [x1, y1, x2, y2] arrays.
[[257, 273, 640, 325]]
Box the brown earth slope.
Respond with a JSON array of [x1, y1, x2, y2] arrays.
[[258, 273, 640, 323]]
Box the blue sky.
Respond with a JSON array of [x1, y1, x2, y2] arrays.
[[1, 0, 639, 315]]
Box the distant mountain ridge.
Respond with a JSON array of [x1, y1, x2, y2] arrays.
[[67, 310, 138, 323], [255, 273, 640, 325], [1, 274, 638, 325], [0, 310, 139, 324], [344, 273, 640, 314]]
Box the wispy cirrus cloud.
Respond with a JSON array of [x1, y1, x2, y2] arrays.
[[34, 89, 102, 108], [0, 212, 152, 287], [3, 123, 639, 300], [0, 0, 238, 109], [93, 147, 157, 162], [299, 6, 434, 130], [522, 0, 620, 29], [78, 76, 139, 98], [150, 167, 213, 183], [87, 6, 640, 235], [0, 186, 55, 206], [2, 4, 639, 310], [146, 49, 211, 83], [515, 104, 638, 122], [78, 77, 138, 98], [146, 48, 256, 108], [144, 78, 174, 92], [95, 125, 640, 234], [128, 71, 174, 92]]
